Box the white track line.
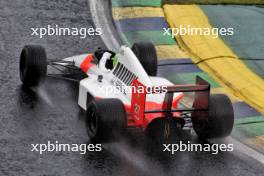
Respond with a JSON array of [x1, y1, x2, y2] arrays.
[[89, 0, 121, 52]]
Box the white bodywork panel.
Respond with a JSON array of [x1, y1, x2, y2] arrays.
[[63, 46, 182, 110]]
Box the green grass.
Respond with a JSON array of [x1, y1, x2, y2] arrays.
[[112, 0, 162, 7], [120, 30, 176, 46], [163, 0, 264, 4], [235, 116, 264, 125]]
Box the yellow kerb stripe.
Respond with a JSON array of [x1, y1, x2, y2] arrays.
[[155, 45, 189, 59], [163, 5, 264, 114], [247, 136, 264, 152]]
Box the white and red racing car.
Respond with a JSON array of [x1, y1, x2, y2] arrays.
[[19, 42, 234, 142]]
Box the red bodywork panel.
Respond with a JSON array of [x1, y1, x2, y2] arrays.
[[127, 77, 210, 130], [128, 79, 184, 129], [80, 54, 95, 73], [130, 79, 146, 126]]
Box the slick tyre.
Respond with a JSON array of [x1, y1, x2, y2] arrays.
[[131, 42, 158, 76], [192, 94, 234, 139], [19, 45, 47, 87], [86, 98, 127, 143]]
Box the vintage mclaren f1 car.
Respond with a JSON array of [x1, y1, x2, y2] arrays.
[[19, 42, 234, 142]]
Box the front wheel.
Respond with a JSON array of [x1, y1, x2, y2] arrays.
[[19, 45, 47, 87], [86, 98, 127, 143], [192, 94, 234, 139]]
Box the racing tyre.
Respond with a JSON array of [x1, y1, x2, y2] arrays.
[[131, 42, 158, 76], [86, 98, 127, 143], [192, 94, 234, 139], [20, 45, 47, 87]]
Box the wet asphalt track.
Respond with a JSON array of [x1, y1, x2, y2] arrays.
[[0, 1, 264, 176]]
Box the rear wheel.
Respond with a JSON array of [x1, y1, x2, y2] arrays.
[[19, 45, 47, 87], [131, 42, 158, 76], [86, 98, 127, 143], [192, 94, 234, 139]]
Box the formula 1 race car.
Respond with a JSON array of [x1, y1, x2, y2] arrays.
[[19, 42, 234, 142]]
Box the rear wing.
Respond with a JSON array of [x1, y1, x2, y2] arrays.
[[130, 76, 210, 125]]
